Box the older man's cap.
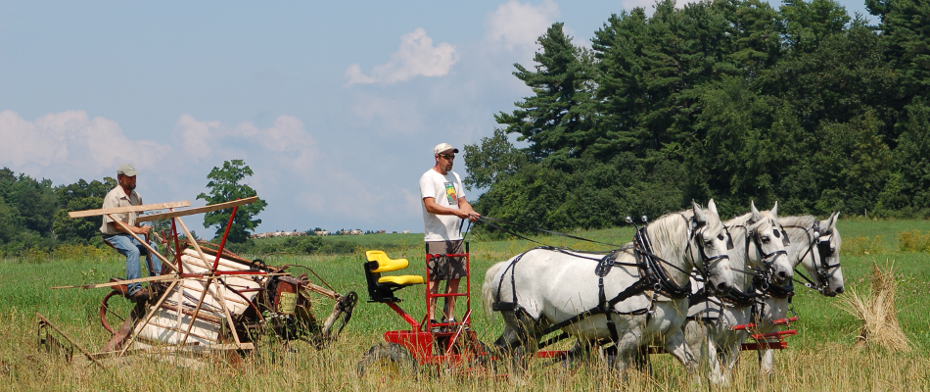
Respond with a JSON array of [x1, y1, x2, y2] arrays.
[[117, 163, 139, 177], [433, 143, 459, 155]]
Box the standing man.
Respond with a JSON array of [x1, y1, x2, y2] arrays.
[[100, 164, 161, 301], [419, 143, 480, 327]]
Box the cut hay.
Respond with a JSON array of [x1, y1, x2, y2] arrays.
[[836, 260, 911, 352]]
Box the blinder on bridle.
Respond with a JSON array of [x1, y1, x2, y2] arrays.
[[816, 228, 835, 266], [773, 226, 791, 247], [721, 232, 734, 250]]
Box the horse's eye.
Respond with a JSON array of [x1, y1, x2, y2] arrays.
[[761, 236, 770, 243], [717, 234, 724, 241]]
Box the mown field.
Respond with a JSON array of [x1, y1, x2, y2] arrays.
[[1, 218, 929, 391]]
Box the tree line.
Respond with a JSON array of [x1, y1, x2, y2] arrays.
[[0, 160, 267, 257], [464, 0, 930, 233]]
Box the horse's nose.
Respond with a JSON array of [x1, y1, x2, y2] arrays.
[[835, 286, 844, 295], [777, 270, 788, 281], [716, 282, 731, 295]]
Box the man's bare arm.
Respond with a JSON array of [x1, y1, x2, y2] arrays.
[[423, 197, 480, 222]]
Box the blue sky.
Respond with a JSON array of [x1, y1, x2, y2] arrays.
[[0, 0, 872, 235]]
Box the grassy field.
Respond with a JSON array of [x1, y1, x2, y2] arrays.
[[1, 219, 929, 391]]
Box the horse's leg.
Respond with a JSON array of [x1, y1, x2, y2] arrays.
[[565, 338, 597, 368], [496, 310, 542, 375], [663, 330, 699, 375], [759, 348, 775, 377], [719, 342, 740, 383], [611, 333, 641, 377], [493, 311, 524, 353], [685, 320, 724, 384]]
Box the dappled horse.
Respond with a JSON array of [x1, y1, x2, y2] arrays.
[[482, 200, 736, 375], [683, 201, 795, 384], [749, 213, 844, 375]]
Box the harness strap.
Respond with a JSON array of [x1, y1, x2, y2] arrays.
[[479, 215, 626, 248]]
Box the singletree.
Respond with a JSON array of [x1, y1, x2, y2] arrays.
[[197, 160, 267, 243]]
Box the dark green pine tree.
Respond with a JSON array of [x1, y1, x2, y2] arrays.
[[494, 22, 597, 163], [880, 0, 930, 95]]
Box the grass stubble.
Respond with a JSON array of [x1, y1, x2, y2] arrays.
[[1, 222, 929, 391]]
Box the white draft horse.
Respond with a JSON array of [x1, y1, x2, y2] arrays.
[[482, 200, 736, 375], [683, 201, 795, 384], [750, 213, 844, 375]]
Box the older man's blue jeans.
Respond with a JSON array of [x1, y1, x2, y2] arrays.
[[103, 234, 161, 295]]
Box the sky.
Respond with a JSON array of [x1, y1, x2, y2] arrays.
[[0, 0, 873, 236]]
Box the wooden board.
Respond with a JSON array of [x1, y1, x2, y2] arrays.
[[136, 197, 259, 222], [68, 201, 191, 218], [179, 249, 262, 315]]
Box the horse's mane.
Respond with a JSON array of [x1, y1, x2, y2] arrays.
[[780, 214, 842, 248], [645, 207, 722, 272], [779, 215, 816, 229], [725, 210, 776, 287]]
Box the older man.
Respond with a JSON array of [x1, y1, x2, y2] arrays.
[[419, 143, 480, 327], [100, 164, 160, 300]]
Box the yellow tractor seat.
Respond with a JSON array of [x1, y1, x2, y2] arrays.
[[367, 250, 413, 273], [377, 275, 425, 287], [364, 250, 424, 302]]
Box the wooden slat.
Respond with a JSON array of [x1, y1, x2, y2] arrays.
[[137, 197, 258, 222], [51, 274, 179, 290], [68, 201, 191, 218]]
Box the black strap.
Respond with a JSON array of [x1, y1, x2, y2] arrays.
[[479, 216, 626, 248]]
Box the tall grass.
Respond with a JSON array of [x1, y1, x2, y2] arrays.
[[2, 221, 929, 390]]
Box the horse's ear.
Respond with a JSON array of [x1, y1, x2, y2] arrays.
[[750, 201, 763, 223], [825, 211, 840, 230], [707, 199, 718, 216], [693, 201, 708, 228], [771, 201, 779, 219]]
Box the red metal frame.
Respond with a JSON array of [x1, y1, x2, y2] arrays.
[[373, 250, 494, 370], [424, 251, 471, 332], [374, 249, 566, 371], [733, 316, 800, 351]]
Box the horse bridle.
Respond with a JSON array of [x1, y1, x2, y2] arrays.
[[683, 214, 730, 292], [785, 221, 840, 293], [739, 218, 790, 278]]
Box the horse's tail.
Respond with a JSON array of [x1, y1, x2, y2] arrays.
[[482, 261, 508, 319]]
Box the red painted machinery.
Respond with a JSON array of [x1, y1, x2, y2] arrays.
[[357, 244, 493, 376]]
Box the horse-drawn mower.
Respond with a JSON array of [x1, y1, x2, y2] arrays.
[[37, 197, 357, 368]]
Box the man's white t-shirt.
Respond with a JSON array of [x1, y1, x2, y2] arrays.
[[419, 169, 465, 242]]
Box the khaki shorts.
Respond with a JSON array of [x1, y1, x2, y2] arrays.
[[426, 240, 466, 281]]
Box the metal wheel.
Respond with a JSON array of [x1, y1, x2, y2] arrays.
[[99, 290, 133, 335], [356, 342, 418, 380]]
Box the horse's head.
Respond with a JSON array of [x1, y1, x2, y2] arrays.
[[692, 199, 734, 295], [780, 213, 845, 297], [804, 212, 845, 297], [745, 201, 794, 285]]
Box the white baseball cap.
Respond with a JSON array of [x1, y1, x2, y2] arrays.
[[433, 143, 459, 155], [117, 163, 138, 176]]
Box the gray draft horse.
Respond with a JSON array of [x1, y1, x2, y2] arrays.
[[482, 200, 736, 376], [683, 201, 795, 384]]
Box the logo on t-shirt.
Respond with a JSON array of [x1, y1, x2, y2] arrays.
[[444, 182, 458, 205]]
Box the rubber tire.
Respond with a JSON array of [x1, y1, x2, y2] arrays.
[[356, 342, 418, 379]]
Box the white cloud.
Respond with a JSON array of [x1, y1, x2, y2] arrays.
[[345, 28, 459, 85], [174, 114, 320, 178], [484, 0, 561, 50], [0, 110, 169, 179], [175, 114, 223, 161], [349, 94, 423, 136]]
